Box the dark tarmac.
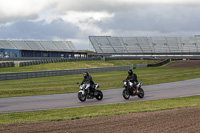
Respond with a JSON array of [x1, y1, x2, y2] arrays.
[[0, 78, 200, 114]]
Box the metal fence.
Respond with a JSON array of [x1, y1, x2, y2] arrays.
[[103, 56, 154, 61], [0, 62, 15, 68], [0, 65, 133, 81], [136, 64, 148, 69]]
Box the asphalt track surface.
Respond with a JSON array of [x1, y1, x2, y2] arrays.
[[0, 78, 200, 114]]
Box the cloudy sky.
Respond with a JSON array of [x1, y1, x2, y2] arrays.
[[0, 0, 200, 50]]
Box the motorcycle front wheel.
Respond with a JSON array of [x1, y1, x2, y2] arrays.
[[122, 89, 130, 100], [137, 88, 144, 98], [78, 92, 86, 102], [96, 90, 103, 100]]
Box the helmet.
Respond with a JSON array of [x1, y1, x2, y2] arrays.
[[128, 69, 133, 75], [83, 72, 89, 78]]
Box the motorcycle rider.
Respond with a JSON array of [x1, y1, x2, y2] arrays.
[[81, 72, 95, 93], [126, 69, 138, 93]]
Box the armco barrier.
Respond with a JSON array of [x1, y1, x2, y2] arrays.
[[104, 56, 151, 61], [0, 65, 133, 81], [136, 64, 148, 69]]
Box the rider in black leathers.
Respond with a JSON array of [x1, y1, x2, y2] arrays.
[[126, 69, 138, 91], [81, 72, 95, 93]]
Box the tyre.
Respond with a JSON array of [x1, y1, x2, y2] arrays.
[[137, 88, 144, 98], [122, 89, 130, 100], [96, 90, 103, 100], [78, 92, 86, 102]]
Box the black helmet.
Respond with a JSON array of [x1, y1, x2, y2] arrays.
[[128, 69, 133, 75], [83, 72, 89, 78]]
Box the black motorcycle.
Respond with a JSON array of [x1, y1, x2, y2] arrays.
[[77, 82, 103, 102], [122, 79, 144, 100]]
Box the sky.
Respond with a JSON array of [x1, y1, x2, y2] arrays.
[[0, 0, 200, 50]]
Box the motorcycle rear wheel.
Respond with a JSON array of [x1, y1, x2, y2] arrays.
[[78, 92, 86, 102], [122, 89, 130, 100], [96, 90, 103, 100], [137, 88, 144, 98]]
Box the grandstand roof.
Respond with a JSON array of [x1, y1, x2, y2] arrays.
[[0, 40, 77, 52], [89, 36, 200, 54]]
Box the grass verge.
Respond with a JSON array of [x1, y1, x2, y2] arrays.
[[0, 95, 199, 125], [1, 66, 200, 98], [0, 60, 159, 73]]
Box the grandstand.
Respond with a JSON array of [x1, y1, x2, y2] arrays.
[[0, 40, 85, 58], [89, 36, 200, 55]]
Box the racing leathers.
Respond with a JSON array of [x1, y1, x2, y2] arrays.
[[126, 73, 138, 93], [81, 74, 95, 92]]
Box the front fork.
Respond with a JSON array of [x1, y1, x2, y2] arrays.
[[79, 89, 85, 95], [124, 86, 131, 95]]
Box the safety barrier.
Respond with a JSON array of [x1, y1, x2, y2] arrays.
[[18, 57, 101, 67], [0, 62, 15, 68], [135, 59, 170, 69], [103, 56, 153, 61], [147, 59, 170, 67], [0, 65, 133, 81], [136, 64, 148, 69]]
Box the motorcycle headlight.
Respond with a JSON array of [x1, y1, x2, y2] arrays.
[[80, 85, 83, 89], [124, 82, 127, 86], [80, 84, 85, 89]]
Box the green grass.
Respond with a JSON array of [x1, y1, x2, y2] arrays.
[[1, 66, 200, 98], [0, 60, 200, 126], [0, 60, 159, 73], [0, 95, 199, 125]]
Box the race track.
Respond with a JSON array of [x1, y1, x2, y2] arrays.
[[0, 78, 200, 114]]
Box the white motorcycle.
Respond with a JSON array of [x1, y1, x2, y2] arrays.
[[77, 83, 103, 102], [122, 79, 144, 100]]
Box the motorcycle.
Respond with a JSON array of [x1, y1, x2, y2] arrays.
[[77, 82, 103, 102], [122, 79, 144, 100]]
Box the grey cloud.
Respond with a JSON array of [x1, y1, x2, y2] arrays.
[[1, 1, 200, 50], [0, 0, 136, 24], [0, 14, 38, 24], [52, 0, 136, 13], [1, 0, 200, 24], [96, 5, 200, 35], [0, 19, 79, 40], [0, 0, 56, 24], [54, 0, 200, 13]]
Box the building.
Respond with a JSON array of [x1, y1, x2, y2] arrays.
[[0, 40, 86, 58]]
